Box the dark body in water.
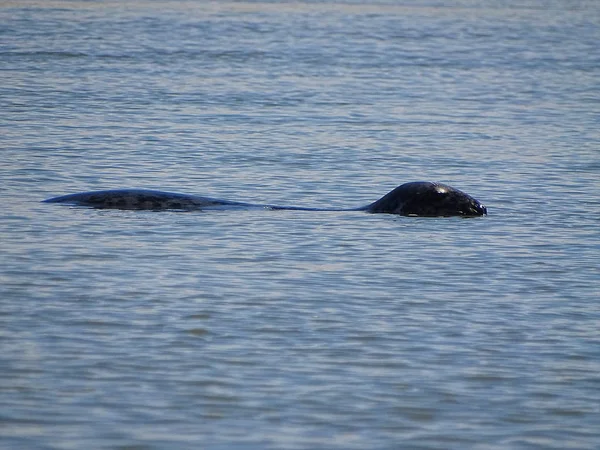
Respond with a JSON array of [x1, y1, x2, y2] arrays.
[[44, 181, 487, 217]]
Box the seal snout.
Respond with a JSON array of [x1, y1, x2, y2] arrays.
[[467, 203, 487, 216], [464, 199, 487, 217]]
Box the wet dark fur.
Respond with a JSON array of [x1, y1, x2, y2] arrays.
[[44, 181, 487, 217]]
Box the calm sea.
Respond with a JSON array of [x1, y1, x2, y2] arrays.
[[1, 1, 599, 448]]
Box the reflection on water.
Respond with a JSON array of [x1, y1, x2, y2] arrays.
[[1, 0, 599, 448]]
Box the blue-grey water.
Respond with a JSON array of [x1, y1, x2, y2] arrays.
[[1, 1, 599, 449]]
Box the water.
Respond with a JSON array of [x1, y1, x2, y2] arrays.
[[1, 1, 599, 448]]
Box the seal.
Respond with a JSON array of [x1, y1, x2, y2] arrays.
[[43, 181, 487, 217]]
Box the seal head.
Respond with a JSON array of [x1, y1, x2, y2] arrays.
[[364, 181, 487, 217]]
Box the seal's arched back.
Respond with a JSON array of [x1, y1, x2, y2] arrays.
[[44, 181, 487, 217]]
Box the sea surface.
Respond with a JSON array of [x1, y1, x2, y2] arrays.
[[1, 1, 599, 449]]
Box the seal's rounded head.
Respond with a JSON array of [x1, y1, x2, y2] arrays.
[[366, 181, 487, 217]]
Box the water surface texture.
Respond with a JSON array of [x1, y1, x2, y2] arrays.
[[1, 1, 599, 449]]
